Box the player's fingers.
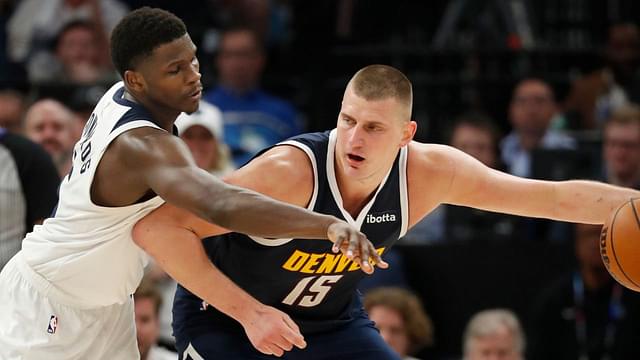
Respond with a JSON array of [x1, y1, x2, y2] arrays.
[[281, 315, 307, 349], [266, 344, 284, 357], [357, 235, 373, 274], [374, 256, 389, 269], [368, 242, 388, 269], [271, 335, 293, 352], [346, 231, 359, 259], [332, 233, 346, 253], [254, 342, 273, 356]]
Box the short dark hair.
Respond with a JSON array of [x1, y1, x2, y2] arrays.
[[350, 65, 413, 108], [110, 7, 187, 77]]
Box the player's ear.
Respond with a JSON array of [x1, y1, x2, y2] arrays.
[[400, 120, 417, 147], [123, 70, 145, 93]]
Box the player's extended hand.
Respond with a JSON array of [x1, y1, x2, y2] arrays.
[[327, 221, 389, 274], [241, 304, 307, 357]]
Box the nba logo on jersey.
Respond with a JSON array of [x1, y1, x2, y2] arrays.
[[47, 315, 58, 334], [199, 301, 209, 311]]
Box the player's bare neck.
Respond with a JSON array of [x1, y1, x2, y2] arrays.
[[123, 90, 175, 132], [336, 174, 379, 218]]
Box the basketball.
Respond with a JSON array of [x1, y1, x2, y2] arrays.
[[600, 198, 640, 292]]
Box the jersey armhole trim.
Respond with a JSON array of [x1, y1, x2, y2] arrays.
[[246, 140, 319, 247]]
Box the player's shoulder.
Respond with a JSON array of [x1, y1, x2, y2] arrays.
[[407, 142, 468, 182], [408, 141, 462, 165], [251, 144, 312, 175], [226, 144, 313, 193], [109, 126, 186, 169], [223, 143, 314, 206]]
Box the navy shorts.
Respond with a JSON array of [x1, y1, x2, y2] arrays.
[[175, 312, 401, 360]]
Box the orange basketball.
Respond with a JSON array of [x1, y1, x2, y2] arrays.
[[600, 198, 640, 292]]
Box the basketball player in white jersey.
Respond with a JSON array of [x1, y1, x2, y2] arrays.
[[0, 8, 385, 360], [134, 65, 640, 359]]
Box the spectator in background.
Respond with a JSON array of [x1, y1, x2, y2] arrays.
[[402, 113, 515, 244], [0, 86, 27, 133], [463, 309, 525, 360], [501, 78, 575, 178], [7, 0, 128, 64], [528, 224, 640, 360], [364, 287, 434, 360], [23, 99, 78, 176], [564, 23, 640, 130], [176, 101, 235, 177], [601, 104, 640, 189], [28, 20, 118, 84], [134, 277, 177, 360], [449, 114, 502, 170], [204, 26, 302, 166], [0, 128, 59, 269]]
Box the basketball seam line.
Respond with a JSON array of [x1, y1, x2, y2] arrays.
[[630, 198, 640, 231], [611, 200, 640, 289]]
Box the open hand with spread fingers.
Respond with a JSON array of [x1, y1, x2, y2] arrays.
[[327, 221, 389, 274]]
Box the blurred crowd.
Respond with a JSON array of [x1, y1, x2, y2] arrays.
[[2, 1, 640, 359]]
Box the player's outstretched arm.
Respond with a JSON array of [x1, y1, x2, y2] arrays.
[[417, 143, 640, 224], [132, 213, 305, 357], [133, 140, 387, 273]]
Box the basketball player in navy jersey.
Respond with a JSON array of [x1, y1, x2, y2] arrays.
[[134, 64, 640, 359], [0, 8, 385, 359]]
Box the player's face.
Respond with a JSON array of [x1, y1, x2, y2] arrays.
[[137, 34, 202, 115], [335, 86, 415, 182], [368, 305, 410, 356], [134, 297, 159, 358]]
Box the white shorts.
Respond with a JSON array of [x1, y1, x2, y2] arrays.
[[0, 252, 139, 360]]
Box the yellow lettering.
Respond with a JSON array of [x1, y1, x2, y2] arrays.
[[317, 253, 340, 274], [335, 254, 352, 272], [282, 250, 309, 272], [301, 253, 325, 273], [283, 247, 387, 274], [348, 261, 361, 271]]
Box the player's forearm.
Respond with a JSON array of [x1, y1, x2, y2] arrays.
[[153, 165, 337, 239], [133, 224, 262, 323], [553, 180, 640, 224], [202, 184, 338, 240]]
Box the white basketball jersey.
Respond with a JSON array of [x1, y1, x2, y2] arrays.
[[21, 82, 167, 308]]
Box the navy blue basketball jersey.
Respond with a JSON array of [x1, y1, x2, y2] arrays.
[[173, 129, 409, 336]]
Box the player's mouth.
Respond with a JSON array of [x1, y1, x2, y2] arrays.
[[346, 153, 365, 167], [188, 87, 202, 101]]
